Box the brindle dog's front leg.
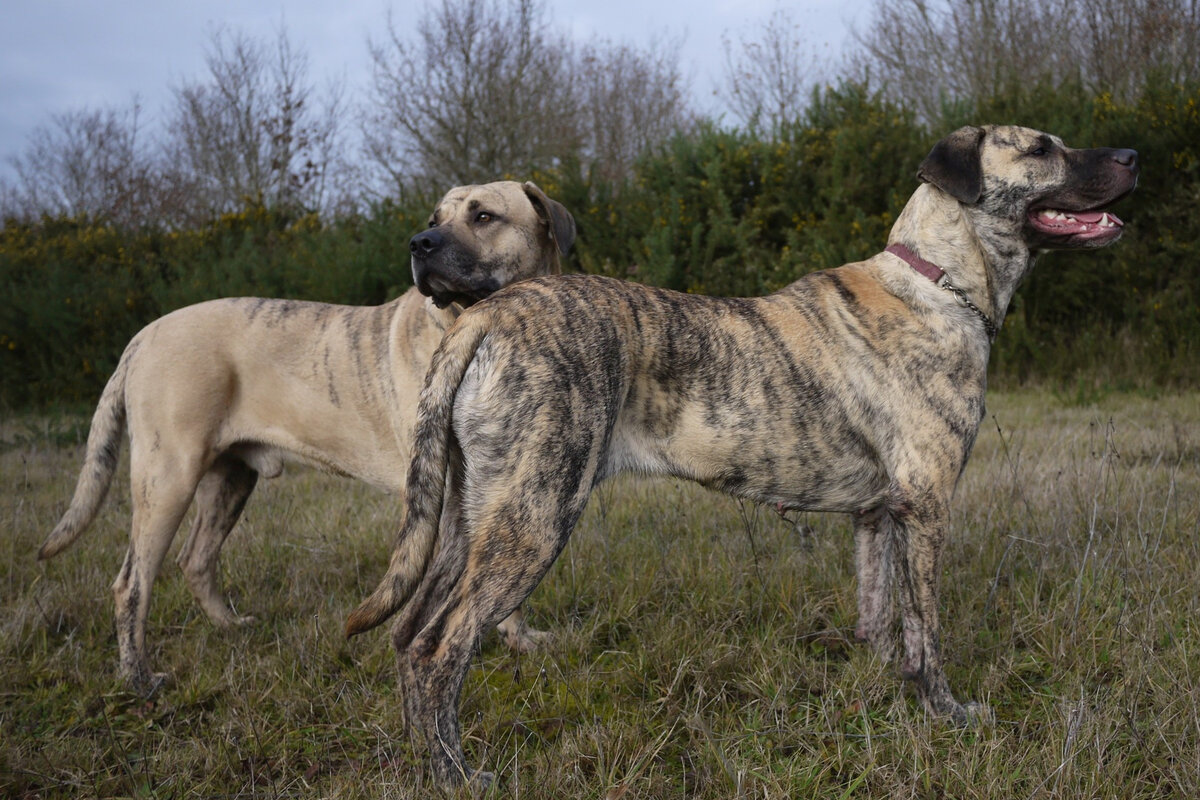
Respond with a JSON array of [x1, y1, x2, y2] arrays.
[[890, 483, 986, 725], [853, 507, 897, 663]]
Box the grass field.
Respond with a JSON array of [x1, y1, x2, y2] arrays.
[[2, 391, 1198, 798]]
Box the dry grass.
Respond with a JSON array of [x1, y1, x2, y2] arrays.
[[1, 390, 1198, 798]]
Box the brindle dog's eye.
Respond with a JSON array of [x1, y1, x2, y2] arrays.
[[475, 211, 492, 223], [428, 220, 438, 228], [1030, 146, 1048, 157]]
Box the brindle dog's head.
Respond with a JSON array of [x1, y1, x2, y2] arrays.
[[917, 125, 1139, 250], [409, 181, 576, 309]]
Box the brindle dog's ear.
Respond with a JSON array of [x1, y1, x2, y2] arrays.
[[917, 126, 987, 204], [523, 181, 576, 262]]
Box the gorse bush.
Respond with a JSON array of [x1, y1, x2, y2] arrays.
[[554, 84, 923, 297], [2, 79, 1199, 408]]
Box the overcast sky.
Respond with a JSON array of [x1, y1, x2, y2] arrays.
[[0, 0, 872, 182]]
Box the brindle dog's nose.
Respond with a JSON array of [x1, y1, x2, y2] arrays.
[[1113, 149, 1138, 169], [410, 229, 445, 256]]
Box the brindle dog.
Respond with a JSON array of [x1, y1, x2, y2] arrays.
[[39, 181, 574, 695], [346, 126, 1138, 786]]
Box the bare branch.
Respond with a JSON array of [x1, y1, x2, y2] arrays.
[[2, 100, 160, 227], [361, 0, 691, 196], [719, 7, 826, 132], [851, 0, 1200, 122], [163, 24, 345, 222]]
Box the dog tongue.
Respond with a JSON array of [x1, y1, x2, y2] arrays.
[[1070, 211, 1105, 224]]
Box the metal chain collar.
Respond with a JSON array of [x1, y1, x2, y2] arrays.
[[885, 243, 999, 342], [938, 277, 999, 341]]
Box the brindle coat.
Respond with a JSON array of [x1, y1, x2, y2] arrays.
[[346, 126, 1139, 786], [38, 181, 574, 695]]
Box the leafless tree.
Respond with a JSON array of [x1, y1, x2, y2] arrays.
[[850, 0, 1074, 123], [363, 0, 578, 195], [575, 35, 692, 183], [719, 7, 826, 132], [1077, 0, 1200, 101], [852, 0, 1200, 122], [163, 25, 345, 222], [2, 101, 161, 226], [362, 0, 692, 196]]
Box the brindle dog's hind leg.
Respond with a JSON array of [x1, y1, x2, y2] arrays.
[[397, 436, 593, 786], [175, 455, 259, 628], [400, 513, 575, 787]]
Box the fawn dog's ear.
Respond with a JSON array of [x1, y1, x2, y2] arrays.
[[523, 181, 576, 264]]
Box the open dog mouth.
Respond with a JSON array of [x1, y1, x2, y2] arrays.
[[1027, 207, 1124, 243]]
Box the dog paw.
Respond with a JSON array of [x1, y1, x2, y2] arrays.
[[938, 698, 993, 728], [504, 626, 552, 653], [207, 609, 258, 629], [960, 700, 994, 726], [468, 768, 495, 792], [438, 765, 494, 793], [131, 670, 174, 698]]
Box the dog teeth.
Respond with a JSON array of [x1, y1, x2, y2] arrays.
[[1040, 209, 1120, 229]]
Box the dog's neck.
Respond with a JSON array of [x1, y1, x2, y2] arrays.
[[426, 297, 465, 330], [887, 184, 1037, 334], [884, 243, 999, 340]]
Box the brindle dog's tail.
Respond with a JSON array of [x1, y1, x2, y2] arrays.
[[344, 313, 491, 638], [38, 339, 137, 560]]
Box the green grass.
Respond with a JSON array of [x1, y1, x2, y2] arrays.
[[2, 391, 1198, 798]]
